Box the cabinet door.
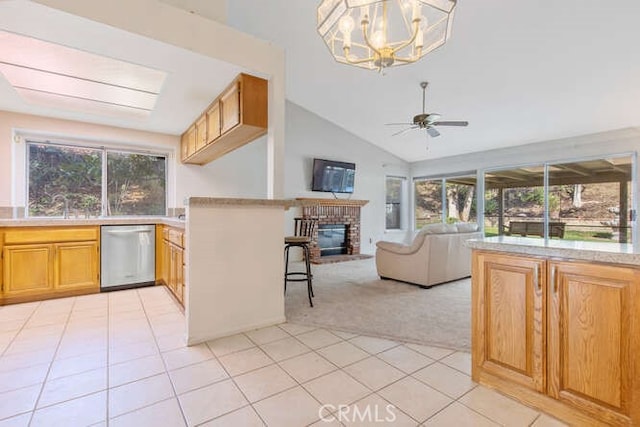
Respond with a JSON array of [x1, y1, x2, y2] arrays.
[[206, 102, 221, 143], [472, 252, 546, 392], [186, 125, 196, 158], [220, 82, 241, 134], [3, 244, 54, 296], [180, 132, 189, 161], [548, 261, 639, 425], [54, 242, 99, 290], [195, 115, 207, 152], [162, 239, 170, 287], [175, 247, 184, 304]]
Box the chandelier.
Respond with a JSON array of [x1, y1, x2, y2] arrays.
[[317, 0, 457, 72]]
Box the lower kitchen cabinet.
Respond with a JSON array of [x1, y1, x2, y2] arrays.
[[3, 244, 54, 297], [55, 241, 99, 290], [158, 225, 185, 306], [472, 251, 640, 426], [1, 226, 100, 303]]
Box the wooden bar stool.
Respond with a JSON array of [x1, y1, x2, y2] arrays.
[[284, 217, 318, 307]]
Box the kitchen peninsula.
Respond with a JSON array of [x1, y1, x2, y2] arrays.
[[185, 197, 303, 345], [467, 236, 640, 426]]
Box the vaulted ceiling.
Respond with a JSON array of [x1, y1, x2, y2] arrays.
[[227, 0, 640, 162], [0, 1, 639, 163]]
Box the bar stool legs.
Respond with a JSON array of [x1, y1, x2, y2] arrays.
[[284, 243, 314, 307]]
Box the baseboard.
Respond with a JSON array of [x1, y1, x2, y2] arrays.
[[186, 315, 287, 346]]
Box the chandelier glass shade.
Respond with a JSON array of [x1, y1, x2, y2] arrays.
[[317, 0, 457, 71]]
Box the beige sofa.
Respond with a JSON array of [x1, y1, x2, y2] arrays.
[[375, 222, 482, 288]]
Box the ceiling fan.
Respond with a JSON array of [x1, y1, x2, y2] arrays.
[[386, 82, 469, 138]]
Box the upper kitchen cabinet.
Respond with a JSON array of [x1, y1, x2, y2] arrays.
[[181, 73, 268, 165]]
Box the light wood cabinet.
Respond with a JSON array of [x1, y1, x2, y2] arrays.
[[195, 115, 207, 152], [472, 251, 640, 426], [473, 252, 545, 392], [206, 102, 221, 143], [184, 125, 196, 160], [3, 244, 54, 297], [220, 82, 240, 134], [548, 261, 640, 425], [1, 227, 100, 304], [157, 225, 185, 306], [55, 242, 99, 290], [180, 73, 268, 165]]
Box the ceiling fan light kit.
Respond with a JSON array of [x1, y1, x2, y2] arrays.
[[317, 0, 457, 72]]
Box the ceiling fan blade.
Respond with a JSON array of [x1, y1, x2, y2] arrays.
[[392, 126, 418, 136], [427, 127, 441, 137], [385, 122, 414, 126], [433, 121, 469, 127]]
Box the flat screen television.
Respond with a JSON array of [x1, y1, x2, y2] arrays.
[[311, 158, 355, 193]]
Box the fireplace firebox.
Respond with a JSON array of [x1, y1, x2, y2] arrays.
[[318, 224, 347, 256]]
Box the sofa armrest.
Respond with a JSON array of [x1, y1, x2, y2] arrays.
[[376, 241, 418, 255]]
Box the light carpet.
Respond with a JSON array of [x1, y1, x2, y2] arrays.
[[285, 258, 471, 351]]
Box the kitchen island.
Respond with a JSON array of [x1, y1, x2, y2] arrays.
[[467, 236, 640, 426]]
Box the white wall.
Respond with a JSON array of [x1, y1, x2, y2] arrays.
[[176, 136, 268, 202], [0, 111, 269, 211], [285, 102, 411, 253]]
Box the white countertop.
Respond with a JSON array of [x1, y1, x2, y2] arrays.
[[466, 236, 640, 265], [0, 216, 185, 228]]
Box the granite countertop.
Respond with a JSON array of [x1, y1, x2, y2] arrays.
[[0, 217, 185, 228], [187, 197, 321, 209], [466, 235, 640, 265]]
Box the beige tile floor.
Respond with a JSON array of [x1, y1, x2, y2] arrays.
[[0, 287, 568, 426]]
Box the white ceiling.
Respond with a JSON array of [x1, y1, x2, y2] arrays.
[[0, 0, 243, 135], [0, 1, 639, 163], [227, 0, 640, 162]]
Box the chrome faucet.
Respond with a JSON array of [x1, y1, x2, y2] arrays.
[[51, 194, 70, 219]]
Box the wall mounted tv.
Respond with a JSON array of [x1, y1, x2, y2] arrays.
[[311, 158, 356, 194]]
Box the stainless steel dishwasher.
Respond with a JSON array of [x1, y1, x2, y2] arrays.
[[100, 225, 155, 291]]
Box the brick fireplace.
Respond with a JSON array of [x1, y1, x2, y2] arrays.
[[297, 198, 369, 263]]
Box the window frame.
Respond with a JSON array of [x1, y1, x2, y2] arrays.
[[25, 139, 169, 218], [385, 175, 407, 231], [479, 151, 637, 242], [412, 171, 477, 229]]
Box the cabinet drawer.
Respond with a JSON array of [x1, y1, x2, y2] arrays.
[[167, 229, 184, 248], [4, 227, 99, 245]]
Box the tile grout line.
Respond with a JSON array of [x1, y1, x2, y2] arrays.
[[135, 288, 189, 427], [0, 301, 42, 359], [27, 297, 79, 427]]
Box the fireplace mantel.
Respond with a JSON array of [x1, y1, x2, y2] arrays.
[[295, 198, 369, 207]]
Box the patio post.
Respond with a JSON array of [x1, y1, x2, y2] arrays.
[[620, 180, 628, 243], [497, 188, 504, 236]]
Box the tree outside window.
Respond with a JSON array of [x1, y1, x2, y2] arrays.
[[27, 141, 167, 218]]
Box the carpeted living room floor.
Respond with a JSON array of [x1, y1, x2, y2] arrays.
[[285, 258, 471, 351]]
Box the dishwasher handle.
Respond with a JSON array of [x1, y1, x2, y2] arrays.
[[105, 229, 153, 235]]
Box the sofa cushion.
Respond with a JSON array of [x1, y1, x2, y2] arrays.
[[456, 222, 479, 233], [419, 223, 458, 234]]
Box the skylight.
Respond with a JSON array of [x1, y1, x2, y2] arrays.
[[0, 30, 167, 118]]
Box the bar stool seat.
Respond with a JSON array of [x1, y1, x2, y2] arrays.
[[284, 217, 318, 307]]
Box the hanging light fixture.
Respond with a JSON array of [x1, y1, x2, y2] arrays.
[[317, 0, 457, 72]]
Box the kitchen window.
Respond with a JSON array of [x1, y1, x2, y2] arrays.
[[27, 141, 167, 217]]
